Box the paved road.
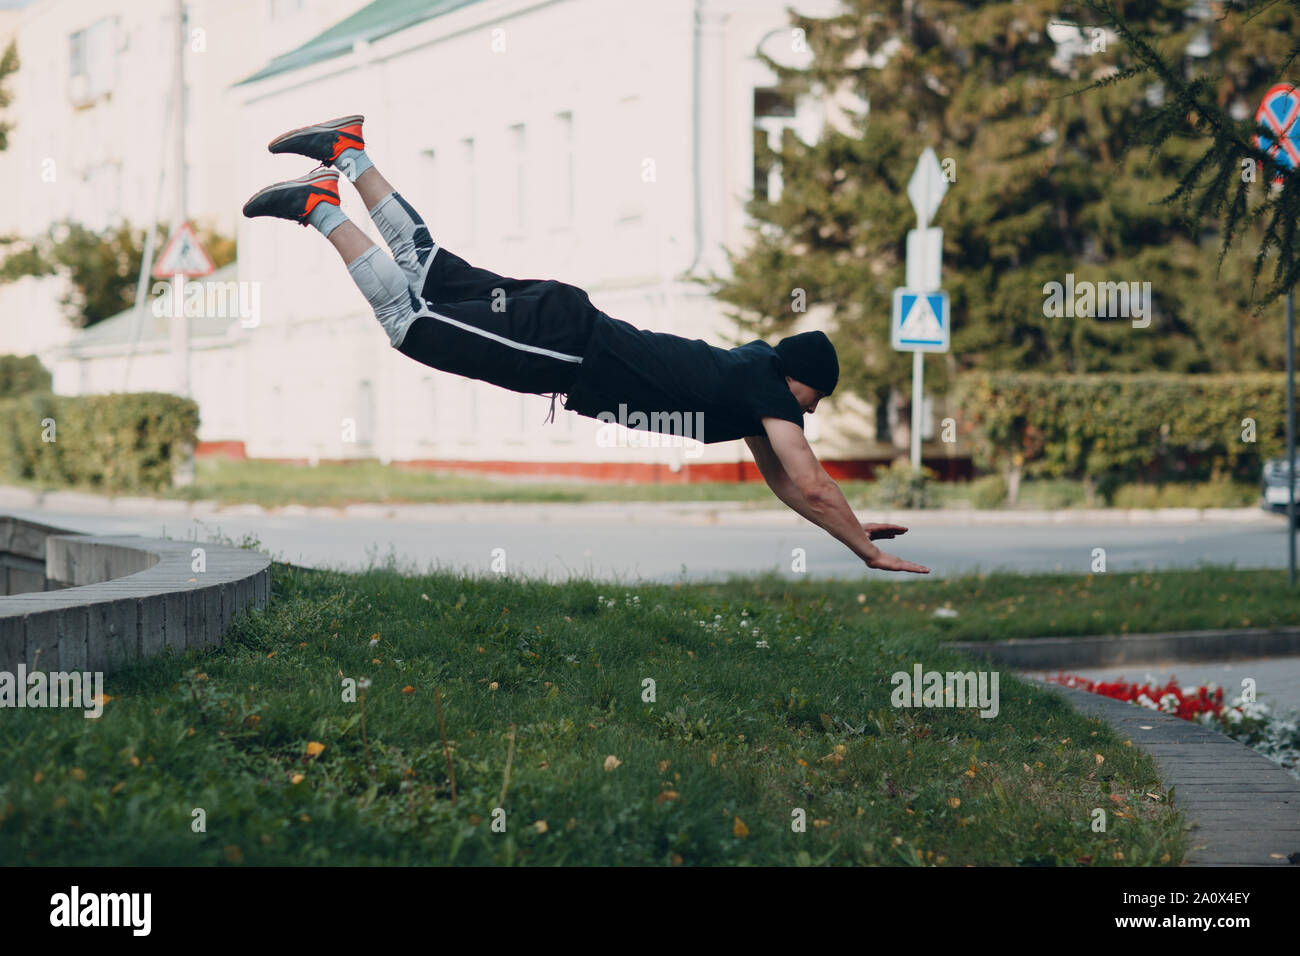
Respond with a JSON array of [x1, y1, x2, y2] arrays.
[[5, 505, 1296, 584]]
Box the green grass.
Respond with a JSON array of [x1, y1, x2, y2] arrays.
[[19, 458, 792, 507], [5, 457, 1263, 510], [809, 567, 1300, 643], [172, 459, 792, 507], [0, 561, 1213, 866]]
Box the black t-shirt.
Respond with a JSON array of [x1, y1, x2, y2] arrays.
[[562, 312, 804, 444]]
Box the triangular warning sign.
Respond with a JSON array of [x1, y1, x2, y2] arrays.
[[153, 222, 216, 278], [898, 294, 943, 342]]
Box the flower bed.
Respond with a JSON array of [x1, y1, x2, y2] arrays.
[[1045, 673, 1300, 779]]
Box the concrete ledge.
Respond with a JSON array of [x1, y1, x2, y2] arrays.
[[0, 514, 81, 595], [0, 520, 272, 674], [947, 627, 1300, 670], [46, 535, 161, 587], [1044, 682, 1300, 866]]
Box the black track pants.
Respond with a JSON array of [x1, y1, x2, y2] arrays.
[[368, 193, 598, 396], [398, 249, 598, 396]]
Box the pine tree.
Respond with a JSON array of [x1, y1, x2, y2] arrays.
[[706, 0, 1283, 415], [1080, 0, 1300, 306]]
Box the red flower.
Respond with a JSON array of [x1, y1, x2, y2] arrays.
[[1044, 674, 1227, 724]]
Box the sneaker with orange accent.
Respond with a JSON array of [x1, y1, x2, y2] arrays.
[[267, 115, 365, 165], [241, 169, 340, 226]]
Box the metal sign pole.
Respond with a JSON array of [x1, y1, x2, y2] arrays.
[[911, 197, 923, 473], [911, 350, 923, 470], [1253, 84, 1300, 584], [895, 149, 950, 473], [175, 0, 189, 400], [1288, 286, 1296, 585]]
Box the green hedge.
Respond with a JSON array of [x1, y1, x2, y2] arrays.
[[954, 372, 1288, 489], [0, 391, 199, 492], [0, 354, 52, 398]]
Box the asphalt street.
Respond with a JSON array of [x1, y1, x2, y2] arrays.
[[5, 505, 1296, 584]]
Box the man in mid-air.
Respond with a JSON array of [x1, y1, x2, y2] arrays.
[[243, 116, 929, 574]]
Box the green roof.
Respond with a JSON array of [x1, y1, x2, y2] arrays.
[[63, 264, 242, 352], [238, 0, 485, 86]]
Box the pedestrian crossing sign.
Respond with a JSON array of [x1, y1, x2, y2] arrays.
[[892, 288, 949, 353], [153, 222, 216, 279]]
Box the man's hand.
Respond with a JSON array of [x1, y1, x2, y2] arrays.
[[756, 419, 930, 574], [865, 549, 930, 574], [862, 522, 909, 540]]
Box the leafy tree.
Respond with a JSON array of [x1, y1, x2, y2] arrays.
[[0, 40, 237, 334], [0, 40, 16, 153], [705, 0, 1285, 419], [0, 222, 235, 329], [0, 354, 52, 398]]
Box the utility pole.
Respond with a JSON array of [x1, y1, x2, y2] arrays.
[[169, 0, 189, 400], [170, 0, 195, 486], [1253, 84, 1299, 584], [1287, 287, 1296, 585]]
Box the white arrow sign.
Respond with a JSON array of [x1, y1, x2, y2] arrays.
[[905, 227, 943, 291], [907, 147, 948, 228]]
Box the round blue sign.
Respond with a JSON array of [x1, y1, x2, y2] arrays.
[[1255, 83, 1300, 181]]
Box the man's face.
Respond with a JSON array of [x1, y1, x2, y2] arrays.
[[786, 377, 825, 414]]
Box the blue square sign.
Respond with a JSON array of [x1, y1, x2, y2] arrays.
[[892, 288, 949, 353]]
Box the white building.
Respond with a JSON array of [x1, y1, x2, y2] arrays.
[[230, 0, 897, 479], [0, 0, 372, 357], [7, 0, 930, 482]]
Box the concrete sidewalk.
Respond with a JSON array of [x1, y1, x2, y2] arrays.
[[1045, 683, 1300, 866], [0, 484, 1278, 528], [950, 627, 1300, 671]]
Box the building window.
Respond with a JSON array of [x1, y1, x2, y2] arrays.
[[460, 137, 476, 245], [753, 87, 796, 203], [553, 111, 574, 229], [509, 123, 527, 235], [420, 147, 437, 233], [875, 386, 893, 444], [615, 95, 643, 222], [268, 0, 306, 18], [69, 18, 116, 104], [69, 31, 86, 78]]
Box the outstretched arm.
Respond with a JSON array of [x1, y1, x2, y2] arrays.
[[744, 433, 832, 525], [750, 419, 930, 574], [745, 434, 910, 540]]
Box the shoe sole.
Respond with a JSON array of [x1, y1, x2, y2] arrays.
[[242, 171, 339, 217], [267, 114, 365, 153]]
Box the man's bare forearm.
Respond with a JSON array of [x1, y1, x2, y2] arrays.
[[766, 471, 823, 524], [749, 435, 827, 527], [775, 472, 879, 562], [802, 476, 882, 562]]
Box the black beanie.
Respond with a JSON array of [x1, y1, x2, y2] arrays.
[[775, 331, 839, 395]]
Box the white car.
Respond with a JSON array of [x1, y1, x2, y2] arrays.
[[1261, 456, 1300, 524]]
